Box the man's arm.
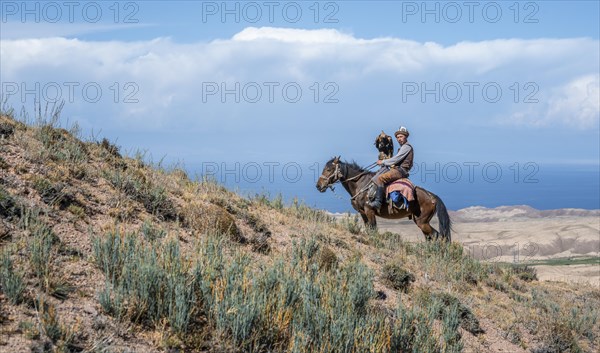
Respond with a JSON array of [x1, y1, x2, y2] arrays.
[[382, 144, 411, 167]]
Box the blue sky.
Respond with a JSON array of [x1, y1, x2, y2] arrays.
[[1, 1, 599, 172], [3, 1, 598, 42]]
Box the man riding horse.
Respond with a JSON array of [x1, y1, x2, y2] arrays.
[[368, 126, 413, 210]]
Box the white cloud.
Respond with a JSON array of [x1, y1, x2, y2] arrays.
[[507, 74, 600, 128], [232, 27, 357, 44], [0, 27, 598, 141], [2, 27, 596, 79], [547, 75, 599, 128]]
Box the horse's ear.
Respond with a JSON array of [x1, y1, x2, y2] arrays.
[[334, 156, 340, 163]]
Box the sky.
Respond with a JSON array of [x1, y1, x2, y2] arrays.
[[1, 1, 599, 209]]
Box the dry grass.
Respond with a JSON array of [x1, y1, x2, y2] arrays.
[[0, 111, 598, 353]]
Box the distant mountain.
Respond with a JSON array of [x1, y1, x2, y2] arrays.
[[450, 205, 600, 222]]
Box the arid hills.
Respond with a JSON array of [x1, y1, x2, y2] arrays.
[[1, 112, 598, 353]]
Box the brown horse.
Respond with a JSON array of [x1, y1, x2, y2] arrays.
[[316, 156, 452, 241]]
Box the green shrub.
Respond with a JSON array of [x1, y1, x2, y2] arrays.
[[318, 246, 338, 271], [418, 291, 484, 336], [67, 205, 86, 219], [18, 321, 40, 340], [93, 231, 484, 351], [413, 241, 490, 285], [339, 213, 361, 234], [32, 177, 76, 210], [529, 288, 597, 351], [566, 305, 598, 341], [93, 230, 195, 332], [0, 186, 21, 220], [99, 138, 121, 158], [28, 220, 55, 290], [532, 320, 581, 353], [21, 210, 74, 299], [382, 262, 415, 292], [0, 248, 25, 304], [35, 116, 88, 165], [485, 278, 509, 293], [35, 296, 78, 350], [103, 168, 178, 221], [36, 297, 62, 342], [0, 121, 15, 138], [272, 193, 284, 209], [289, 198, 336, 223], [391, 301, 440, 352], [250, 191, 280, 209], [511, 264, 538, 282], [140, 220, 166, 242]]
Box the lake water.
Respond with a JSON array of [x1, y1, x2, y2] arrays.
[[189, 162, 600, 212]]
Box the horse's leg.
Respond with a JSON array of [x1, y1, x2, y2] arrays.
[[364, 208, 378, 231], [413, 193, 439, 241], [413, 219, 436, 241], [359, 212, 369, 225]]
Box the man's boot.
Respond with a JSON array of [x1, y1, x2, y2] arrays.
[[368, 186, 385, 210]]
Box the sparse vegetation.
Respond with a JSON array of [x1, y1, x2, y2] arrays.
[[339, 212, 362, 234], [0, 185, 21, 220], [524, 256, 600, 267], [66, 204, 86, 219], [93, 229, 195, 332], [0, 121, 15, 139], [288, 197, 336, 223], [91, 232, 474, 352], [1, 248, 26, 304], [140, 219, 166, 242], [35, 296, 79, 351], [1, 110, 599, 352], [99, 137, 121, 158], [32, 176, 76, 210], [102, 166, 178, 221], [411, 240, 490, 286], [381, 262, 415, 292], [510, 263, 538, 282], [419, 291, 484, 335], [27, 218, 55, 290]]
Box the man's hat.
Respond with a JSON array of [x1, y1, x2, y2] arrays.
[[394, 126, 409, 137]]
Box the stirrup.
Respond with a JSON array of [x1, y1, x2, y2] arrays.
[[392, 202, 406, 211], [368, 199, 382, 209]]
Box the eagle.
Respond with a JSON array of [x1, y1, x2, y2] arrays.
[[374, 131, 394, 160]]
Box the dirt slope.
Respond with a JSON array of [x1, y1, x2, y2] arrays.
[[1, 113, 599, 353]]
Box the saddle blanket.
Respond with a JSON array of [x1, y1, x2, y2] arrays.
[[386, 178, 415, 202]]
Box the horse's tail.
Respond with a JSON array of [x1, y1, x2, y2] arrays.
[[433, 194, 452, 242]]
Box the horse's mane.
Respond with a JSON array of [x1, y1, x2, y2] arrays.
[[326, 157, 371, 174], [346, 160, 369, 173]]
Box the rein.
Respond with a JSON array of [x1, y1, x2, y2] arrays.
[[350, 185, 371, 200], [343, 162, 377, 182], [320, 161, 378, 200]]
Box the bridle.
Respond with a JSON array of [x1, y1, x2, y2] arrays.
[[318, 162, 343, 191], [318, 161, 377, 192]]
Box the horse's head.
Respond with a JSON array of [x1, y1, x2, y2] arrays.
[[316, 156, 343, 192]]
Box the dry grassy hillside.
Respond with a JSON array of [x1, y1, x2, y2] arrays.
[[1, 110, 599, 353]]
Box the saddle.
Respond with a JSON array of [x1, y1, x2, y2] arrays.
[[386, 178, 415, 213], [386, 178, 415, 202], [367, 178, 415, 213]]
